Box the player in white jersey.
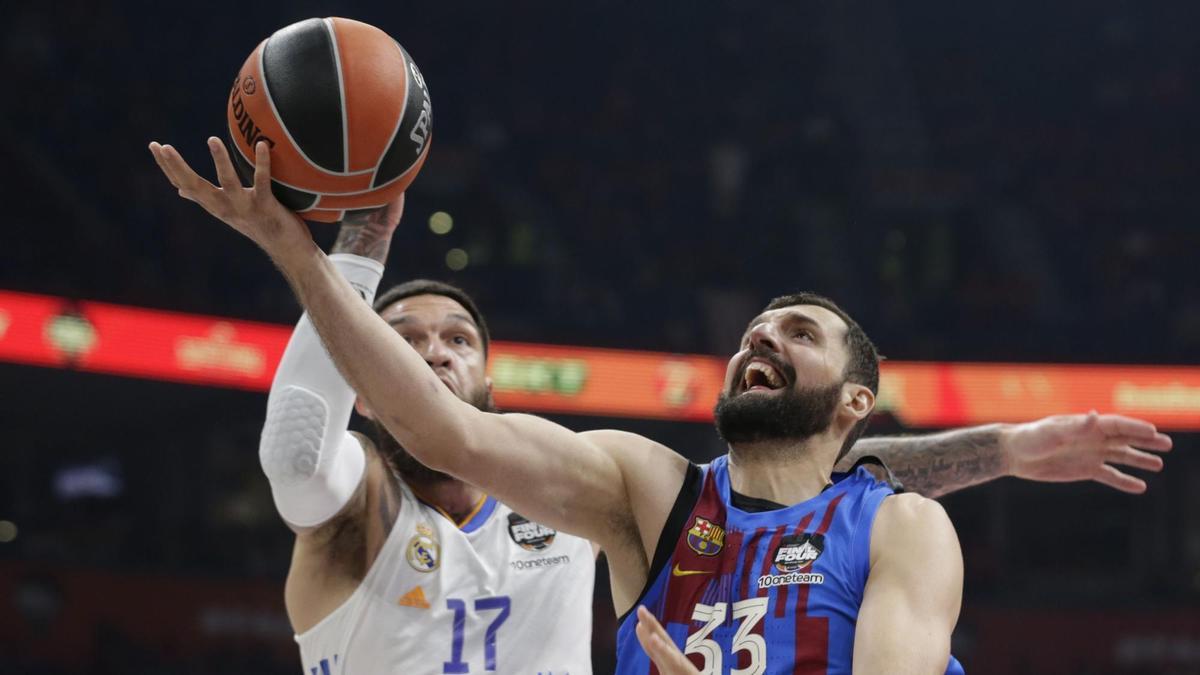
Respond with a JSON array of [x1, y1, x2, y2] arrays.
[[149, 138, 1174, 672], [296, 473, 593, 674], [258, 203, 593, 674]]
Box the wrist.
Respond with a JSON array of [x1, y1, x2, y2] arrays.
[[268, 232, 322, 274], [995, 422, 1020, 477], [328, 253, 385, 304], [331, 210, 399, 262]]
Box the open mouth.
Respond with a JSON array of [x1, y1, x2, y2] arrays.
[[741, 359, 787, 393]]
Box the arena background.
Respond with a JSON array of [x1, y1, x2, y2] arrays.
[[2, 1, 1198, 673]]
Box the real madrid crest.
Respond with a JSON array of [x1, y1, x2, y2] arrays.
[[686, 516, 726, 556], [406, 525, 440, 573]]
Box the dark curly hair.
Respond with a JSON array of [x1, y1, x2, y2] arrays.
[[763, 292, 880, 461], [373, 279, 490, 355]]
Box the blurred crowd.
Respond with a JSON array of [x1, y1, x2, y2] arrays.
[[2, 1, 1196, 361]]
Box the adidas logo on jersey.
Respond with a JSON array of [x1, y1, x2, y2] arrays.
[[508, 513, 557, 551], [397, 586, 430, 609]]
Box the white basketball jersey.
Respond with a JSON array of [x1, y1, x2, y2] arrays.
[[295, 480, 594, 675]]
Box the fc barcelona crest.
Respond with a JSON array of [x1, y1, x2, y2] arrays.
[[686, 516, 726, 556]]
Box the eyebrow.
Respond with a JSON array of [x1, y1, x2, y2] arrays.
[[445, 313, 479, 330], [741, 310, 823, 338], [387, 313, 479, 332]]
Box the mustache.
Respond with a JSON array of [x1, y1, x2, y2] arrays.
[[735, 345, 796, 388]]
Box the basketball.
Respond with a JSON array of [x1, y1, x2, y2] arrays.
[[225, 17, 432, 223]]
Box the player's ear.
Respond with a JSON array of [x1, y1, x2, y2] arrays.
[[485, 375, 493, 394], [843, 383, 874, 422], [355, 396, 375, 420]]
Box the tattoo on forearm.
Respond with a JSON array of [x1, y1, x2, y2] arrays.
[[331, 210, 395, 263], [848, 427, 1005, 498]]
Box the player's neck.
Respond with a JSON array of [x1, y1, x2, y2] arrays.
[[407, 477, 487, 525], [726, 435, 838, 506]]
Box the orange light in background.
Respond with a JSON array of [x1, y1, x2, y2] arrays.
[[1, 290, 1198, 429]]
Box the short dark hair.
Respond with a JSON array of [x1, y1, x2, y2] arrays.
[[763, 292, 880, 460], [373, 279, 491, 354]]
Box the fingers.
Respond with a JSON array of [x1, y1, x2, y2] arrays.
[[636, 606, 696, 674], [149, 142, 219, 205], [148, 142, 180, 189], [389, 192, 406, 220], [636, 606, 671, 643], [1106, 445, 1165, 473], [1093, 464, 1147, 494], [1102, 431, 1173, 453], [253, 140, 272, 193], [1095, 415, 1174, 451], [207, 137, 243, 191]]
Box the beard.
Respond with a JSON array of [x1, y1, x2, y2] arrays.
[[714, 378, 842, 446], [368, 384, 498, 485]]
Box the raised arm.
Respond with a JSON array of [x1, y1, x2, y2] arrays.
[[853, 493, 962, 674], [148, 139, 681, 561], [258, 211, 395, 534], [260, 207, 414, 634], [841, 413, 1172, 498]]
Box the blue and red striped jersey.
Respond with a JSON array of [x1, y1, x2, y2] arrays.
[[615, 455, 964, 674]]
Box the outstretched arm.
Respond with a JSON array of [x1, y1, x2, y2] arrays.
[[147, 139, 679, 558], [841, 413, 1172, 498]]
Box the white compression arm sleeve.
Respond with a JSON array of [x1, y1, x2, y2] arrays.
[[259, 253, 384, 528]]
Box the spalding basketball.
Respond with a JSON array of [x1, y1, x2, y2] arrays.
[[226, 17, 432, 223]]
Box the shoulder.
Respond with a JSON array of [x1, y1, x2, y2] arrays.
[[873, 493, 954, 539], [869, 493, 959, 569], [876, 491, 947, 524]]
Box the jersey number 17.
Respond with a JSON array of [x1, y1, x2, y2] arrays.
[[443, 596, 511, 673]]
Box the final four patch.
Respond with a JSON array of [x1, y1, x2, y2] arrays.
[[686, 516, 726, 556], [758, 532, 825, 588], [775, 533, 824, 572], [507, 513, 556, 551]]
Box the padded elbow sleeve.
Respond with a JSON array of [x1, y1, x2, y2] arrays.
[[258, 253, 382, 528], [260, 386, 365, 528]]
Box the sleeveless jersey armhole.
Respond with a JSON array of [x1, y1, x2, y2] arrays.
[[847, 454, 905, 493], [617, 461, 704, 623], [850, 472, 898, 597]]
